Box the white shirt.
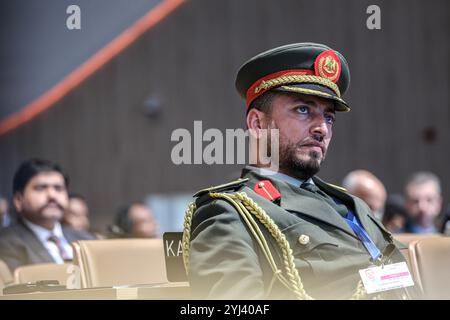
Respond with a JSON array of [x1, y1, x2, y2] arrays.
[[23, 219, 73, 263], [246, 165, 314, 188]]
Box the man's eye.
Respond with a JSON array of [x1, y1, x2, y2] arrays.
[[325, 114, 336, 124], [54, 186, 65, 192], [296, 106, 309, 114]]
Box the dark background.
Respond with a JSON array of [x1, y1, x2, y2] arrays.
[[0, 0, 448, 231]]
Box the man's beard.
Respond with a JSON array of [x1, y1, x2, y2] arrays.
[[278, 140, 324, 180], [264, 119, 326, 180]]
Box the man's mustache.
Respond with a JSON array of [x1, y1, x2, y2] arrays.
[[296, 135, 326, 155], [38, 201, 64, 212]]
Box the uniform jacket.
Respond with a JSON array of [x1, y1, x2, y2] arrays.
[[188, 167, 413, 300], [0, 218, 96, 272]]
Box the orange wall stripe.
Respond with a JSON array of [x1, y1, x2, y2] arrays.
[[0, 0, 185, 136]]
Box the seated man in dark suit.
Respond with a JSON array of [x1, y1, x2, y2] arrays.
[[0, 158, 96, 272]]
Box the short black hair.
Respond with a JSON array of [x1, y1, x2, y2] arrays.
[[382, 195, 408, 225], [248, 90, 278, 115], [113, 204, 133, 235], [12, 158, 69, 194], [111, 202, 146, 236]]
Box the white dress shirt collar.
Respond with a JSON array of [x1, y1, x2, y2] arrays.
[[22, 218, 73, 263], [22, 218, 64, 243]]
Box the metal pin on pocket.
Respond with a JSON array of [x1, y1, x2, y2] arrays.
[[298, 234, 310, 245]]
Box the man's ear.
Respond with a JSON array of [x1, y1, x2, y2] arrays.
[[246, 109, 268, 138], [13, 192, 23, 212]]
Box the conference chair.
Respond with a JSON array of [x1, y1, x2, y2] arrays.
[[72, 238, 168, 289], [0, 259, 13, 292], [13, 263, 72, 285], [408, 237, 450, 299], [394, 233, 441, 272], [394, 233, 441, 246]]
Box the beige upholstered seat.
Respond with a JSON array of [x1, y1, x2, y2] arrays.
[[408, 237, 450, 299], [394, 234, 441, 275], [13, 263, 72, 285], [72, 239, 167, 288], [0, 259, 13, 292]]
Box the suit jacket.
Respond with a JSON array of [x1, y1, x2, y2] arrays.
[[188, 167, 412, 300], [0, 218, 96, 272]]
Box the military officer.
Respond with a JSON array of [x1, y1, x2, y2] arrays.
[[182, 43, 415, 300]]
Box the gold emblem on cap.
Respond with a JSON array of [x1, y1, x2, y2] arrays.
[[318, 55, 340, 82], [324, 56, 337, 74], [298, 234, 310, 245]]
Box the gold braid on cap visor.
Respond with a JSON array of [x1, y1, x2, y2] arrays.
[[254, 74, 341, 98]]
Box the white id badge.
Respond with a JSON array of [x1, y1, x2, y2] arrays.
[[359, 262, 414, 294]]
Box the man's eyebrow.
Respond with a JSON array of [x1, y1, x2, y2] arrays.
[[33, 182, 65, 186], [292, 97, 317, 105], [33, 183, 48, 187], [292, 97, 335, 112]]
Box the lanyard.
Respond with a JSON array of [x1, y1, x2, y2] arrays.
[[344, 210, 382, 263]]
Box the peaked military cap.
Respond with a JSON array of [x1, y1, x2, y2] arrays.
[[235, 42, 351, 112]]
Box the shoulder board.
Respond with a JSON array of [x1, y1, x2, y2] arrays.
[[193, 178, 248, 198], [326, 182, 347, 193]]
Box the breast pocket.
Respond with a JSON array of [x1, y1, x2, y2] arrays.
[[282, 222, 340, 262]]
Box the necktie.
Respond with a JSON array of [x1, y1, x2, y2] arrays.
[[300, 182, 348, 217], [48, 234, 70, 260]]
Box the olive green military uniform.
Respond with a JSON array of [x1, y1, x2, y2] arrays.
[[183, 43, 415, 299], [186, 168, 411, 299]]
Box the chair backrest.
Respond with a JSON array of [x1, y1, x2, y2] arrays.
[[394, 233, 441, 246], [0, 259, 13, 292], [409, 237, 450, 299], [394, 234, 441, 277], [13, 263, 72, 285], [72, 238, 167, 288]]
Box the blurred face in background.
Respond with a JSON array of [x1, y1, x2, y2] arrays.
[[0, 198, 8, 216], [14, 171, 68, 230], [383, 214, 406, 234], [352, 184, 386, 213], [405, 181, 442, 227], [128, 204, 158, 238], [64, 197, 90, 231]]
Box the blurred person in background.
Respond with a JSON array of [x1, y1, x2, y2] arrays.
[[109, 202, 159, 238], [381, 194, 411, 234], [403, 171, 442, 234], [0, 159, 96, 272], [342, 170, 387, 220], [63, 193, 104, 239], [0, 194, 12, 228], [63, 193, 90, 232]]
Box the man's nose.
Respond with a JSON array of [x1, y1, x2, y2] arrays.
[[417, 200, 428, 213], [310, 115, 329, 137], [46, 187, 58, 200]]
